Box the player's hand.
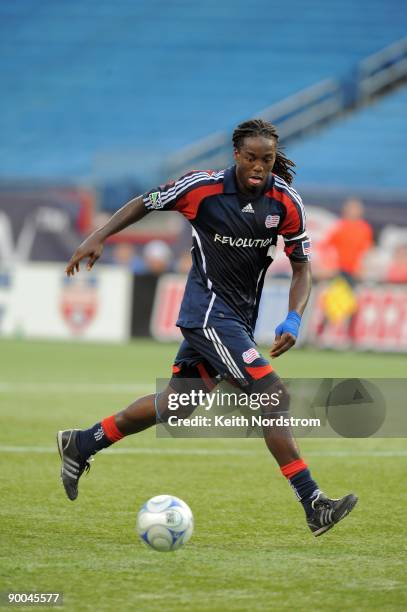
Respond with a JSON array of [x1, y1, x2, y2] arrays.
[[269, 311, 301, 358], [66, 235, 104, 276], [270, 332, 296, 358]]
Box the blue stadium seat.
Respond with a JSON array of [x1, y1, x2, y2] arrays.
[[0, 0, 405, 187], [289, 85, 407, 190]]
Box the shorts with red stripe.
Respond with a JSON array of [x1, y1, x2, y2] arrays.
[[171, 320, 278, 393]]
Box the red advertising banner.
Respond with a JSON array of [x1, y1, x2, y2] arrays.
[[309, 284, 407, 351], [150, 274, 185, 341]]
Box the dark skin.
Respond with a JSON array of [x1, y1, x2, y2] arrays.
[[66, 195, 148, 275], [234, 135, 312, 358], [66, 135, 312, 465], [234, 135, 277, 196], [271, 259, 312, 358]]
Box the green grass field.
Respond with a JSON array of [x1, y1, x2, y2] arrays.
[[1, 339, 406, 611]]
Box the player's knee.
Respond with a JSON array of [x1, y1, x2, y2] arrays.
[[247, 369, 278, 393], [268, 378, 290, 413], [250, 373, 290, 413]]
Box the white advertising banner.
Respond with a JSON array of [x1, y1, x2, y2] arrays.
[[0, 263, 131, 342], [309, 283, 407, 352], [0, 268, 15, 336], [255, 279, 310, 346]]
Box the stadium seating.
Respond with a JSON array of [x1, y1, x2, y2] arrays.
[[289, 85, 407, 190], [0, 0, 406, 186]]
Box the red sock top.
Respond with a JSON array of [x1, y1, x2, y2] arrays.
[[280, 458, 308, 479], [101, 415, 124, 443]]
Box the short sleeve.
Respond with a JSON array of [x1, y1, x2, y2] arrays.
[[277, 185, 311, 262], [142, 172, 195, 212], [142, 170, 225, 220]]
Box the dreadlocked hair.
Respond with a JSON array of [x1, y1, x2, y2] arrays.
[[232, 118, 296, 185]]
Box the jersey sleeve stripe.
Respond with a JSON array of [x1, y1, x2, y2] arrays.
[[269, 187, 304, 236], [283, 231, 308, 243], [160, 172, 209, 206], [273, 184, 305, 230], [161, 170, 224, 206], [274, 176, 304, 209], [142, 170, 224, 210], [273, 176, 306, 229]]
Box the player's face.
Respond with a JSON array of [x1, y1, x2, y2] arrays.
[[234, 136, 277, 195]]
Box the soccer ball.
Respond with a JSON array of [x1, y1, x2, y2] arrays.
[[136, 495, 194, 552]]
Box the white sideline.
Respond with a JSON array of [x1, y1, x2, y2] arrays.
[[0, 382, 154, 393], [0, 445, 406, 457]]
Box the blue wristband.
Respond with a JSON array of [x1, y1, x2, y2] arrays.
[[275, 310, 302, 339]]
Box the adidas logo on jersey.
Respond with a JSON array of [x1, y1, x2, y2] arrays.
[[241, 203, 255, 213]]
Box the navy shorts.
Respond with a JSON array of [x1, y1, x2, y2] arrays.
[[172, 319, 278, 392]]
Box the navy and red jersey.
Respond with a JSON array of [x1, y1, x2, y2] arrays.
[[143, 166, 310, 331]]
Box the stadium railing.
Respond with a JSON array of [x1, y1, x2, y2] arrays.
[[358, 38, 407, 99], [164, 38, 407, 179]]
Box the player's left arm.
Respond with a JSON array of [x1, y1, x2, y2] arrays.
[[270, 260, 312, 358], [270, 183, 312, 358]]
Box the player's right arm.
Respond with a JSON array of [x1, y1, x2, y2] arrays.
[[66, 195, 147, 276], [66, 170, 219, 276]]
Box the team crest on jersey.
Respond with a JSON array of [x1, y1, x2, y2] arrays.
[[265, 214, 279, 228], [148, 191, 163, 209], [242, 348, 260, 364]]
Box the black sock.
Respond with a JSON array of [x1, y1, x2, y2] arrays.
[[289, 469, 320, 517], [281, 459, 320, 518], [76, 423, 114, 459]]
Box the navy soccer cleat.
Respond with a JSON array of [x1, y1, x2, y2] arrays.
[[307, 491, 358, 537], [57, 429, 91, 501]]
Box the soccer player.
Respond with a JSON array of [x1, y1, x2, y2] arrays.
[[58, 119, 357, 536]]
